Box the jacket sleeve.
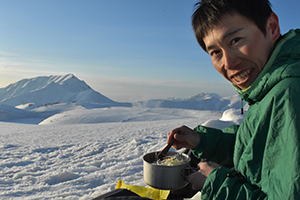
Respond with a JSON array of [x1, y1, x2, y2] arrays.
[[201, 167, 266, 200], [191, 124, 238, 168], [190, 125, 268, 199]]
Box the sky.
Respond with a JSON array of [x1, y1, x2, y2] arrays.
[[0, 0, 299, 102]]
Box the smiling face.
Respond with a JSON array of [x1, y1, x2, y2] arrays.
[[203, 13, 280, 90]]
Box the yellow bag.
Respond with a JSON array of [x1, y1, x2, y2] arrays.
[[115, 180, 170, 200]]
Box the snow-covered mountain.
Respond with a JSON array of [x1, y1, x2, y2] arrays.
[[135, 93, 242, 111], [0, 74, 242, 111], [0, 74, 244, 124], [0, 74, 115, 107], [167, 92, 221, 101]]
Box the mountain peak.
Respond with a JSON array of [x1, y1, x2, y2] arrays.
[[186, 92, 221, 101], [0, 74, 114, 107]]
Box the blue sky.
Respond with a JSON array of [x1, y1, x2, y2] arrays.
[[0, 0, 299, 102]]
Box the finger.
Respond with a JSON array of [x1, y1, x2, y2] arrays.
[[198, 162, 216, 177], [207, 161, 221, 168], [167, 127, 181, 144], [173, 132, 187, 142], [167, 131, 175, 144], [172, 143, 183, 150], [175, 131, 200, 149]]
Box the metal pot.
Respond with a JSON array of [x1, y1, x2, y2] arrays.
[[143, 151, 191, 190]]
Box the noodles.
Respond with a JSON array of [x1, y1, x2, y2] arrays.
[[156, 153, 187, 166]]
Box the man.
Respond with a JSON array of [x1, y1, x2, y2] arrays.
[[167, 0, 300, 199]]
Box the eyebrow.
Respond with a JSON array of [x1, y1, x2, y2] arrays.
[[223, 28, 244, 40], [206, 27, 244, 52]]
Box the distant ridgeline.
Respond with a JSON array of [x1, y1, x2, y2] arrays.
[[0, 74, 117, 108], [0, 74, 241, 111]]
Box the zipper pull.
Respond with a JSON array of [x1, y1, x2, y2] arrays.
[[241, 98, 244, 115]]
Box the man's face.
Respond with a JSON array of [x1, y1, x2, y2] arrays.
[[203, 13, 276, 90]]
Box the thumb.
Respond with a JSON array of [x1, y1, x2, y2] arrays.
[[174, 133, 189, 141], [174, 132, 200, 149]]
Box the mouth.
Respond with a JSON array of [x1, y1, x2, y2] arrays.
[[232, 69, 252, 83]]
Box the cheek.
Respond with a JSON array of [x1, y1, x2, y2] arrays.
[[213, 65, 221, 74], [241, 40, 269, 70], [240, 42, 255, 56], [212, 59, 222, 74], [213, 61, 229, 80]]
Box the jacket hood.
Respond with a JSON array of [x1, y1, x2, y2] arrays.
[[235, 29, 300, 104]]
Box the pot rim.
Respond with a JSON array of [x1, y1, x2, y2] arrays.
[[143, 151, 191, 167]]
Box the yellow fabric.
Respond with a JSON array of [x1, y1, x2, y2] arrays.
[[115, 180, 170, 200]]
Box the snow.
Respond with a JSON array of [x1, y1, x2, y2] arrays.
[[0, 74, 247, 199]]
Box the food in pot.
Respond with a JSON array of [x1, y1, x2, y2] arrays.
[[144, 151, 191, 190], [156, 153, 187, 166]]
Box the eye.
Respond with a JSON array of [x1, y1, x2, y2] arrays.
[[230, 37, 241, 46], [210, 50, 221, 57]]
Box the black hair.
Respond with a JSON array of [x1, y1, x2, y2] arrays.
[[192, 0, 273, 51]]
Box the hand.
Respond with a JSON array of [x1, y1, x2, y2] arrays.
[[187, 161, 221, 191], [167, 125, 200, 150]]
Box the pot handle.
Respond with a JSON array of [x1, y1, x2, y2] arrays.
[[182, 166, 199, 179]]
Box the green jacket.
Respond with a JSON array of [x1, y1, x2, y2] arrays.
[[191, 29, 300, 199]]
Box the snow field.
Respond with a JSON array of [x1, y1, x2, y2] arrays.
[[0, 111, 222, 200]]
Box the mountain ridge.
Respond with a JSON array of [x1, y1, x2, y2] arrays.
[[0, 74, 244, 124], [0, 74, 115, 107], [0, 74, 242, 112]]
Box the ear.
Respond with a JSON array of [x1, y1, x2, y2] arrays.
[[266, 13, 281, 42]]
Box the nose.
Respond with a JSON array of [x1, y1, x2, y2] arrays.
[[223, 50, 238, 70]]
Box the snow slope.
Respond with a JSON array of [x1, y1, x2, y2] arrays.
[[0, 74, 246, 200]]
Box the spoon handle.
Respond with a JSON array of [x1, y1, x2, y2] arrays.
[[156, 138, 175, 160]]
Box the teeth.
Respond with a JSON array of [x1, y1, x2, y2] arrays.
[[233, 69, 251, 82]]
